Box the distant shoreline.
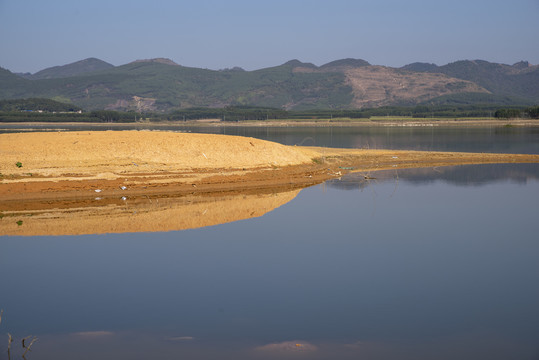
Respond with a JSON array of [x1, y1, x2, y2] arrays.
[[1, 118, 539, 129]]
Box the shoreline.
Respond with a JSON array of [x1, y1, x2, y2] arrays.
[[2, 130, 539, 236], [2, 131, 539, 204], [1, 118, 539, 129]]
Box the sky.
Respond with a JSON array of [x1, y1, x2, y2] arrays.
[[1, 0, 538, 73]]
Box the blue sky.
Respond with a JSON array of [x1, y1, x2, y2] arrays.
[[1, 0, 538, 73]]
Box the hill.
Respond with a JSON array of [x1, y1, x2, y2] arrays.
[[1, 57, 537, 111], [19, 58, 114, 80], [0, 67, 29, 98], [401, 62, 439, 72], [406, 60, 539, 102], [320, 58, 371, 69], [335, 66, 487, 108], [4, 59, 355, 111]]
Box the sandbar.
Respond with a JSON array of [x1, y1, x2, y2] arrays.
[[1, 130, 539, 202], [2, 130, 539, 236]]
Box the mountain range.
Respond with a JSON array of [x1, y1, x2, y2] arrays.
[[1, 57, 537, 112]]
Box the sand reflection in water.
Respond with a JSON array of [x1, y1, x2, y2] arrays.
[[0, 189, 300, 236]]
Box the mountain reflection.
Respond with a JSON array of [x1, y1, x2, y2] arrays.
[[328, 163, 539, 190], [0, 189, 300, 236]]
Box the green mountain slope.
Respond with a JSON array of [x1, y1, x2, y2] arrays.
[[21, 58, 114, 80], [1, 58, 538, 111], [320, 58, 371, 69], [3, 60, 354, 111], [0, 67, 30, 98]]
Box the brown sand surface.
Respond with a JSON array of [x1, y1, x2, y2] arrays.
[[2, 130, 539, 236], [2, 130, 539, 201], [0, 131, 320, 200], [0, 130, 316, 176]]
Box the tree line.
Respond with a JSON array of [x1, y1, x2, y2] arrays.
[[1, 98, 538, 122], [0, 110, 143, 123], [494, 106, 539, 119], [0, 98, 81, 112]]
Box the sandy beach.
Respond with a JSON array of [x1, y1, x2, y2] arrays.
[[2, 130, 539, 201]]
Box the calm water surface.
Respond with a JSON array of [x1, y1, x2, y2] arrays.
[[1, 128, 539, 359], [1, 163, 538, 360]]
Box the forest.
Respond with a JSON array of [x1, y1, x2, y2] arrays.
[[1, 98, 538, 122]]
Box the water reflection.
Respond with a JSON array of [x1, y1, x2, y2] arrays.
[[9, 162, 535, 237], [0, 189, 300, 236], [29, 330, 539, 360], [328, 163, 539, 191], [1, 164, 539, 360]]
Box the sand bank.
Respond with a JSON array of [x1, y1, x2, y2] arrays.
[[1, 131, 539, 236], [1, 130, 539, 201]]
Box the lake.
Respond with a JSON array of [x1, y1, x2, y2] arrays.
[[1, 125, 539, 359]]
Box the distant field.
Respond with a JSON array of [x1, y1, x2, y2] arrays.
[[367, 116, 497, 121]]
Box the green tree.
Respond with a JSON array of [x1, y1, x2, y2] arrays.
[[89, 110, 121, 122], [526, 106, 539, 119], [494, 108, 521, 119]]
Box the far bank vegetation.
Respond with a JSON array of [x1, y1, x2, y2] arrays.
[[0, 98, 538, 123]]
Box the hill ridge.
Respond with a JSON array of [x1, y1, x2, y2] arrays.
[[1, 58, 537, 111], [21, 58, 114, 80], [130, 58, 180, 66]]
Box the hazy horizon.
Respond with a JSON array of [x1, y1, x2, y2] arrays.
[[1, 0, 538, 74], [6, 56, 538, 76]]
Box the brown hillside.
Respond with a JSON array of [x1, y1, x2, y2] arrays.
[[295, 64, 489, 108], [344, 66, 489, 107]]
